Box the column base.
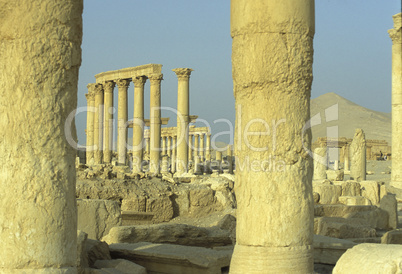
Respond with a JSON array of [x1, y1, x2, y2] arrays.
[[0, 267, 76, 274], [229, 244, 313, 274]]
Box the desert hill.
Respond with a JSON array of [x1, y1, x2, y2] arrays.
[[310, 92, 391, 143]]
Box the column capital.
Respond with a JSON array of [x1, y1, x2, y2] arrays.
[[172, 68, 193, 80], [91, 83, 104, 95], [133, 75, 148, 88], [389, 13, 402, 44], [85, 92, 94, 101], [103, 81, 116, 93], [149, 73, 163, 84], [116, 79, 131, 89]]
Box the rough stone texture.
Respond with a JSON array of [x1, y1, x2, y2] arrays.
[[313, 181, 342, 204], [313, 147, 327, 180], [349, 129, 367, 181], [326, 170, 344, 181], [380, 194, 398, 229], [77, 199, 122, 240], [230, 0, 315, 272], [341, 180, 361, 196], [360, 180, 380, 205], [121, 196, 146, 212], [109, 242, 232, 274], [381, 229, 402, 244], [146, 195, 174, 223], [314, 217, 376, 239], [389, 13, 402, 189], [313, 235, 356, 265], [314, 204, 377, 218], [333, 243, 402, 273], [94, 259, 146, 274], [86, 239, 112, 268], [338, 196, 371, 206], [102, 223, 232, 248], [0, 0, 82, 271], [77, 230, 89, 270]]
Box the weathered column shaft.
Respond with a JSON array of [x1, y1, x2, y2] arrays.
[[173, 68, 193, 174], [103, 81, 115, 163], [313, 147, 327, 180], [389, 13, 402, 188], [149, 74, 163, 174], [162, 136, 167, 155], [117, 79, 130, 165], [194, 134, 199, 157], [206, 134, 211, 161], [344, 145, 350, 172], [93, 84, 104, 164], [85, 91, 95, 164], [199, 134, 205, 162], [350, 129, 366, 182], [227, 145, 233, 174], [0, 0, 83, 271], [132, 76, 147, 173], [188, 134, 193, 162], [230, 0, 315, 272], [167, 136, 172, 157], [171, 136, 177, 173]]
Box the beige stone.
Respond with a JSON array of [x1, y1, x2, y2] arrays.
[[333, 243, 402, 274], [0, 1, 82, 271], [314, 217, 376, 239], [86, 239, 112, 268], [103, 81, 115, 163], [338, 196, 371, 206], [229, 0, 315, 272], [116, 79, 130, 166], [313, 234, 356, 265], [380, 194, 398, 229], [77, 199, 122, 241], [313, 181, 342, 204], [326, 169, 344, 181], [314, 204, 376, 218], [349, 129, 367, 181], [360, 180, 380, 205], [149, 74, 163, 174], [86, 91, 96, 164], [313, 147, 327, 180], [146, 196, 174, 223], [381, 229, 402, 244], [77, 230, 89, 270], [94, 259, 146, 274], [94, 83, 105, 164], [132, 76, 147, 173], [389, 13, 402, 189], [341, 180, 361, 196]]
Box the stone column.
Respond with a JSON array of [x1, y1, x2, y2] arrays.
[[188, 134, 193, 162], [116, 79, 130, 165], [93, 83, 104, 164], [132, 76, 147, 173], [313, 147, 327, 180], [216, 150, 223, 173], [199, 134, 205, 162], [350, 129, 366, 182], [344, 145, 350, 172], [230, 1, 315, 272], [146, 137, 150, 156], [390, 13, 402, 188], [194, 134, 199, 158], [171, 136, 177, 173], [0, 0, 82, 271], [149, 74, 163, 174], [103, 81, 115, 163], [167, 136, 172, 157], [162, 136, 167, 156], [227, 145, 233, 174], [206, 134, 211, 161], [173, 68, 193, 174], [85, 90, 95, 164]]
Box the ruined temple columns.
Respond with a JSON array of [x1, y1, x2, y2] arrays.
[[313, 147, 327, 180], [94, 84, 104, 164], [85, 90, 95, 164], [389, 13, 402, 188], [117, 79, 130, 165], [149, 74, 163, 174], [173, 68, 193, 174], [350, 129, 366, 182], [103, 81, 115, 163], [132, 76, 147, 173], [230, 0, 315, 272], [0, 0, 82, 271], [188, 134, 194, 162]]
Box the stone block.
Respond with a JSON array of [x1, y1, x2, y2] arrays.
[[121, 211, 154, 226], [381, 229, 402, 244], [313, 234, 356, 265], [313, 182, 342, 204], [94, 259, 146, 274], [314, 204, 376, 218], [326, 170, 344, 181], [121, 196, 146, 212], [360, 180, 380, 205], [146, 196, 174, 223], [341, 181, 361, 196], [380, 194, 398, 229], [77, 230, 89, 269], [314, 217, 376, 239], [109, 242, 232, 274], [86, 239, 112, 268], [77, 199, 122, 240], [345, 207, 389, 230], [333, 244, 402, 273], [338, 196, 371, 206]]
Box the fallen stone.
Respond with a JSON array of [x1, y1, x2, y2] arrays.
[[338, 196, 371, 206], [381, 229, 402, 244], [121, 196, 146, 212], [146, 195, 174, 223], [313, 181, 342, 204], [94, 259, 146, 274], [360, 180, 380, 205], [326, 170, 344, 181], [341, 181, 361, 196], [109, 242, 232, 274], [380, 194, 398, 229], [77, 230, 89, 269], [314, 204, 376, 218], [313, 234, 356, 265], [314, 217, 376, 239], [121, 211, 154, 226]]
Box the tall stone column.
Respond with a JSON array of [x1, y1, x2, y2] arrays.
[[350, 129, 366, 182], [162, 136, 167, 155], [206, 134, 211, 161], [85, 90, 95, 164], [389, 13, 402, 188], [227, 145, 233, 174], [188, 134, 193, 162], [313, 147, 327, 180], [0, 0, 83, 271], [93, 83, 104, 164], [149, 74, 163, 174], [216, 150, 223, 173], [171, 136, 177, 173], [116, 79, 130, 165], [194, 134, 199, 158], [103, 81, 115, 163], [132, 76, 147, 173], [344, 145, 350, 172], [146, 137, 150, 156], [167, 136, 172, 157], [230, 1, 315, 272], [173, 68, 193, 174], [199, 134, 205, 162]]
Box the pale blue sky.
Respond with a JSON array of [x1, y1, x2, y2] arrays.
[[75, 0, 401, 146]]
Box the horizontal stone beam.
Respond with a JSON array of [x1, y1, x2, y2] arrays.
[[95, 64, 162, 83]]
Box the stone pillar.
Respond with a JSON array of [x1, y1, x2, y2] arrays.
[[188, 134, 193, 162], [116, 79, 130, 166], [167, 136, 172, 157], [103, 81, 115, 163], [216, 150, 223, 173], [350, 129, 366, 182], [313, 147, 327, 180], [206, 134, 211, 161], [194, 134, 199, 158], [390, 13, 402, 188], [199, 134, 205, 162], [93, 83, 104, 164], [194, 155, 202, 175], [171, 136, 177, 173], [162, 136, 167, 156], [334, 160, 339, 170], [173, 68, 193, 174], [149, 74, 163, 174], [230, 1, 315, 272], [85, 90, 95, 165], [344, 145, 350, 172], [146, 137, 150, 156], [161, 155, 169, 174], [132, 76, 147, 173], [0, 0, 83, 271], [227, 145, 233, 174]]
